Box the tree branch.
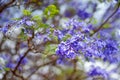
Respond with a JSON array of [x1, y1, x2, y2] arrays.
[[91, 3, 120, 36], [0, 0, 15, 13]]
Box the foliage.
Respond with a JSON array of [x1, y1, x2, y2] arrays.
[[44, 5, 59, 18]]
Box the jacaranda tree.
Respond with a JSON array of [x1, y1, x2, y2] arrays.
[[0, 0, 120, 80]]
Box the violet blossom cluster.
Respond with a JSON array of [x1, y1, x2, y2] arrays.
[[56, 19, 120, 64], [87, 66, 113, 80]]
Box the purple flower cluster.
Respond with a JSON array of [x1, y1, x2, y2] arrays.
[[0, 24, 10, 34], [17, 17, 35, 26], [56, 19, 120, 63], [0, 17, 35, 36], [87, 66, 110, 80], [54, 19, 92, 41], [77, 9, 91, 20], [56, 34, 85, 59], [65, 19, 92, 33]]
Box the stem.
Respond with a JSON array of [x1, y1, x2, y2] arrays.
[[12, 70, 25, 80]]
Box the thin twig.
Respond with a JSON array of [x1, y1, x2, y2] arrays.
[[91, 3, 120, 36], [12, 70, 25, 80], [0, 0, 15, 13], [2, 72, 8, 80]]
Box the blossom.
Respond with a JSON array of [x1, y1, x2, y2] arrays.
[[102, 39, 119, 63], [56, 34, 86, 63], [56, 19, 120, 64], [54, 30, 64, 40], [56, 35, 119, 63], [87, 66, 110, 80], [77, 9, 91, 20], [25, 21, 35, 26], [17, 17, 35, 26], [5, 62, 15, 69], [56, 41, 76, 59], [0, 25, 9, 34]]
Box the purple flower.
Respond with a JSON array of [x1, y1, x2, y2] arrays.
[[87, 66, 110, 80], [54, 30, 64, 40], [56, 41, 76, 59], [0, 25, 10, 34], [56, 19, 120, 64], [6, 62, 15, 69], [1, 27, 8, 33], [56, 34, 120, 63], [18, 17, 27, 25], [0, 54, 11, 60], [56, 34, 85, 62], [17, 17, 35, 27], [87, 65, 118, 80], [20, 42, 28, 48], [77, 10, 91, 20], [65, 19, 92, 34], [25, 21, 34, 26], [0, 66, 3, 70], [102, 39, 119, 63]]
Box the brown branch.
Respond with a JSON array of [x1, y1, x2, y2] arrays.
[[2, 72, 8, 80], [13, 48, 30, 73], [2, 70, 24, 80], [91, 3, 120, 36], [0, 0, 15, 13], [13, 31, 34, 73], [12, 70, 25, 80], [11, 31, 35, 80]]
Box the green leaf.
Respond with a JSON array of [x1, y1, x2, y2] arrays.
[[18, 29, 28, 41], [35, 22, 49, 30], [98, 0, 103, 3], [32, 15, 41, 21], [44, 5, 59, 18], [112, 31, 116, 37], [103, 23, 110, 29], [22, 9, 31, 16], [44, 44, 58, 55], [62, 34, 71, 41], [40, 23, 49, 28], [107, 0, 112, 2], [0, 70, 2, 73], [90, 17, 97, 24], [118, 0, 120, 3], [11, 18, 21, 20], [97, 33, 101, 38], [4, 68, 10, 71]]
